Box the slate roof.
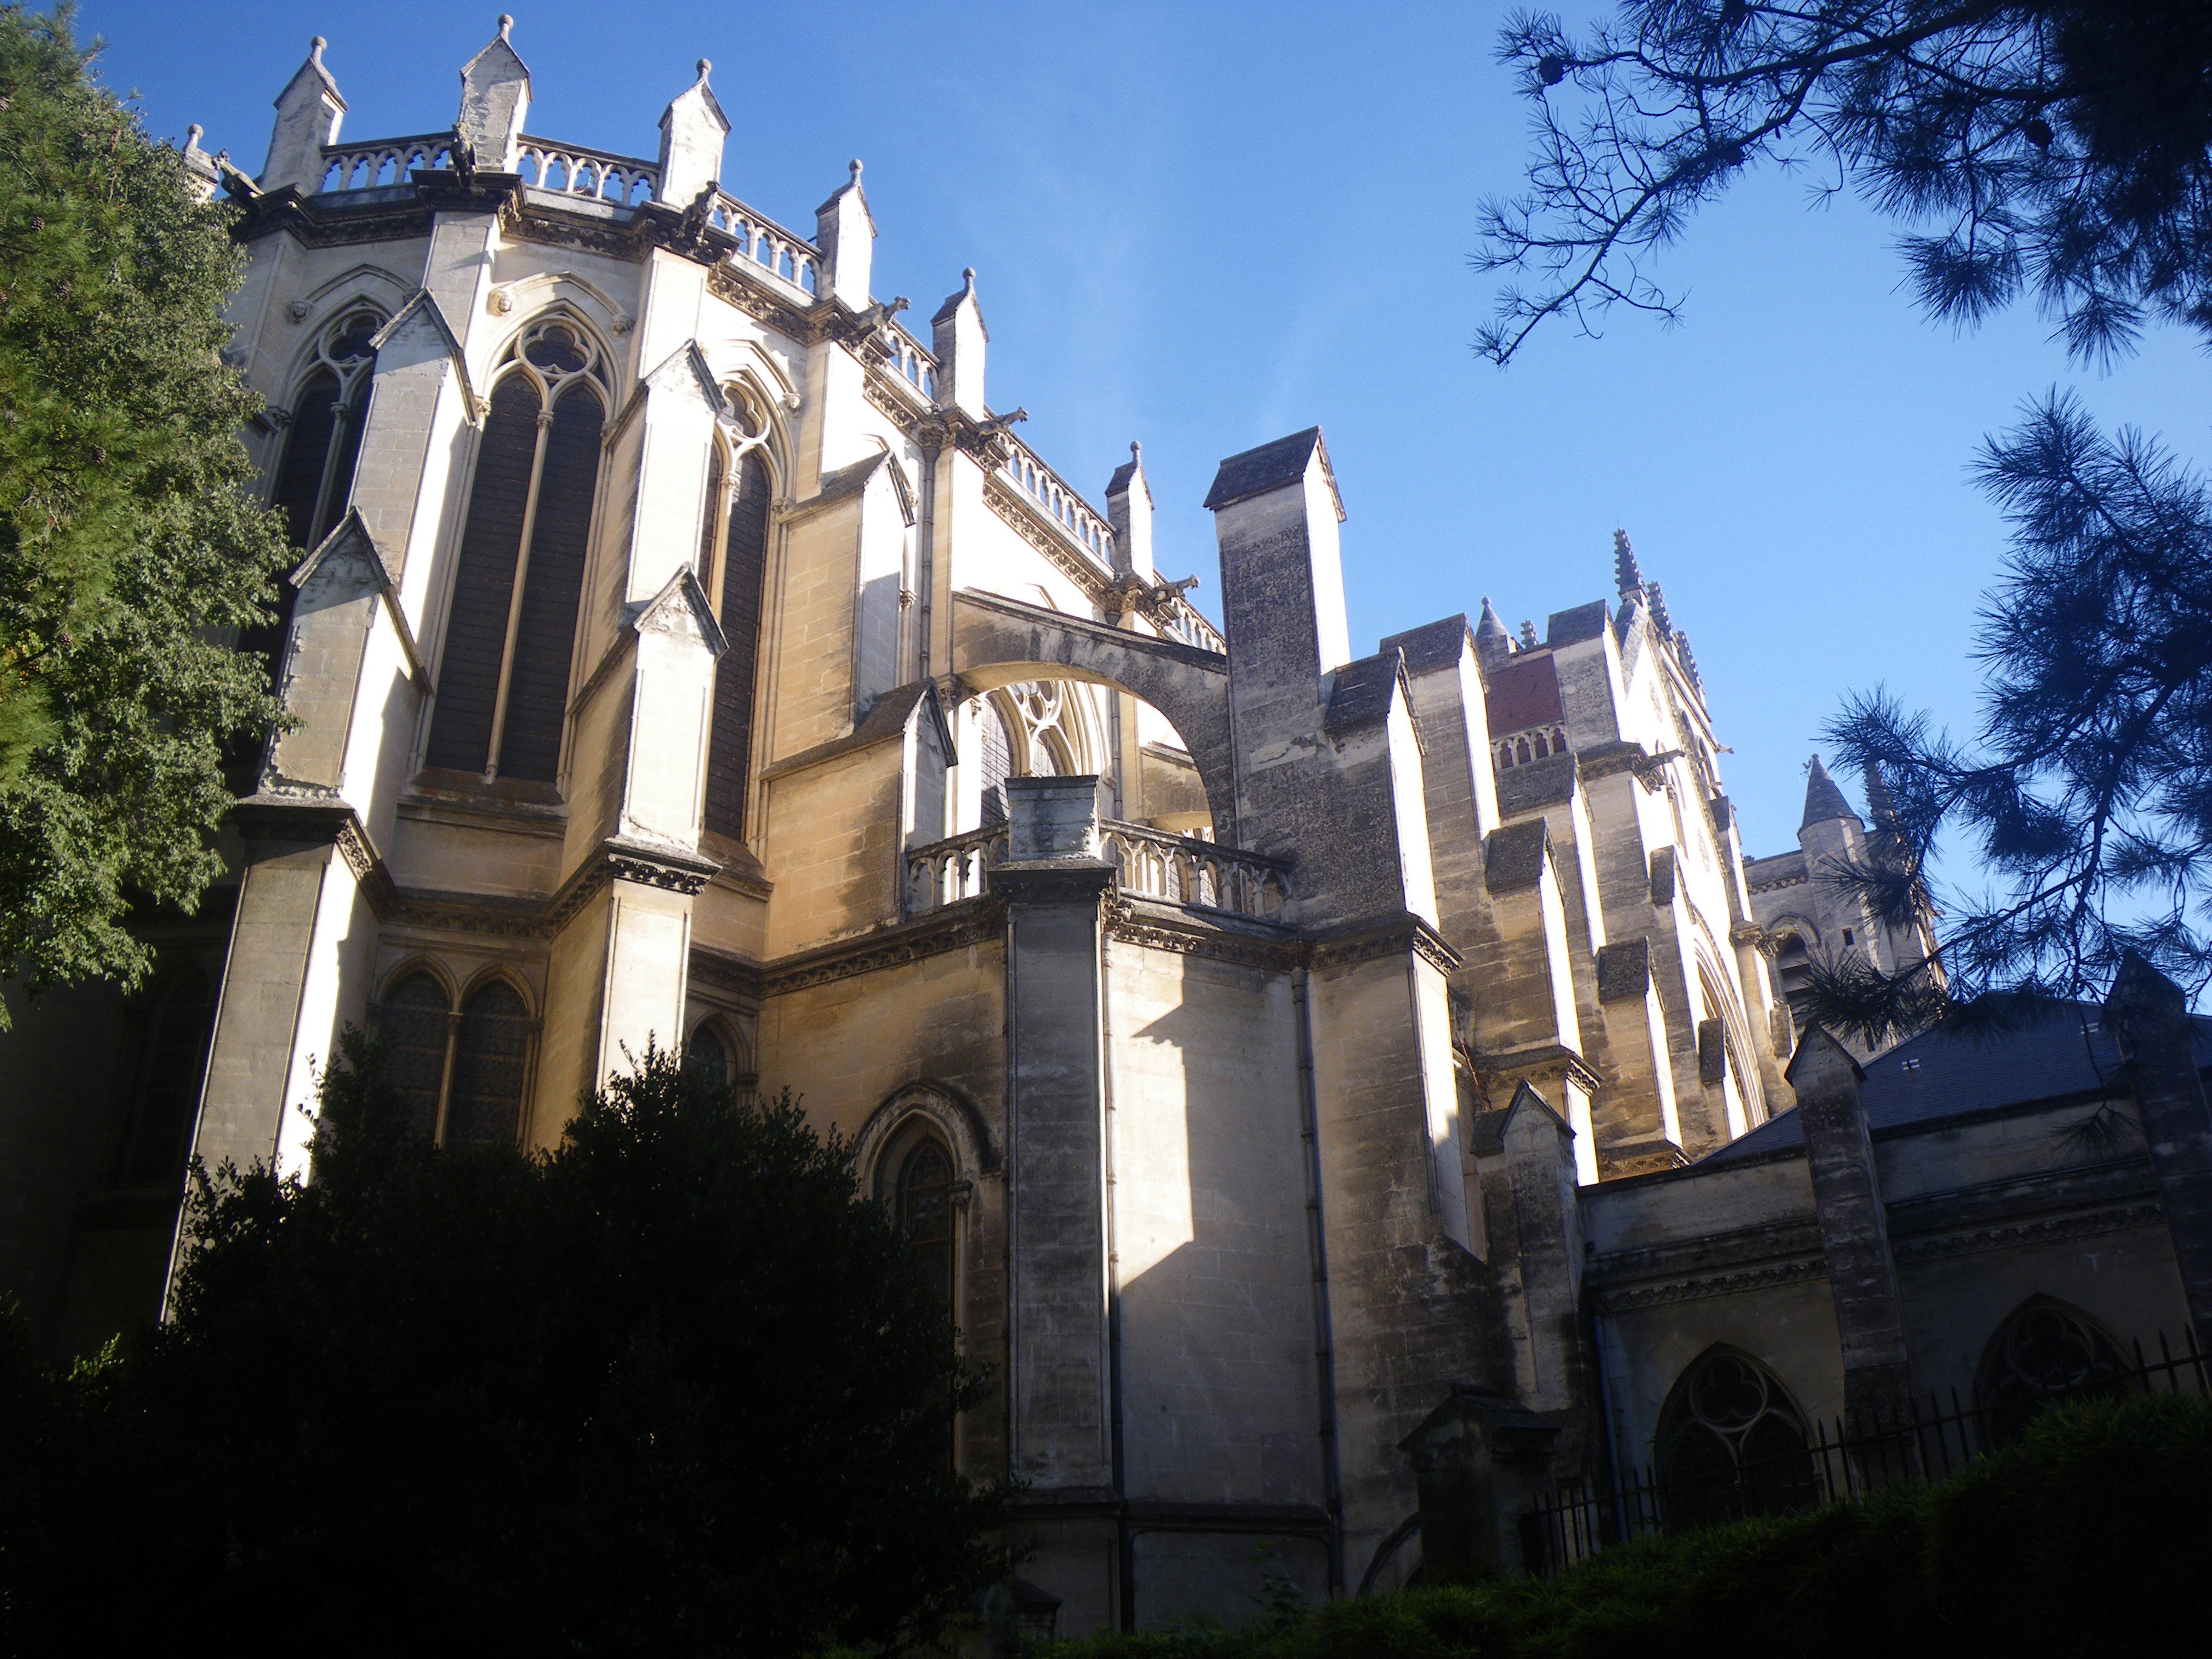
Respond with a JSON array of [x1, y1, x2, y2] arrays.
[[1801, 755, 1861, 831], [1323, 651, 1403, 731], [1702, 1001, 2212, 1164], [1378, 615, 1472, 675], [1546, 600, 1611, 649], [1203, 427, 1336, 513]]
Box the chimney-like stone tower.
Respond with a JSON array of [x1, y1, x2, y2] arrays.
[[261, 36, 345, 195]]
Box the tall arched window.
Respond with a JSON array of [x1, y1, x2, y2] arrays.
[[976, 699, 1011, 826], [1975, 1298, 2131, 1447], [703, 449, 772, 840], [244, 309, 381, 669], [1658, 1348, 1817, 1526], [118, 968, 216, 1185], [426, 318, 608, 784], [896, 1135, 957, 1307], [373, 970, 531, 1147], [686, 1024, 731, 1087]]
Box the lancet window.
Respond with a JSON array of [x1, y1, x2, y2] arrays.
[[245, 308, 381, 668], [425, 319, 610, 784], [1657, 1348, 1817, 1525], [702, 424, 773, 841], [1975, 1298, 2131, 1447], [116, 967, 217, 1186], [375, 969, 533, 1147], [895, 1134, 957, 1307]]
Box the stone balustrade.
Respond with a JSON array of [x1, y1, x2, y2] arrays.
[[1000, 435, 1116, 568], [883, 319, 938, 398], [516, 136, 660, 204], [318, 133, 455, 192], [903, 819, 1289, 922], [708, 192, 820, 295]]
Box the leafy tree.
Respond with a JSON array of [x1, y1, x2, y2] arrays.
[[0, 3, 292, 1027], [1476, 1, 2212, 366], [1477, 2, 2212, 1027], [0, 1041, 1008, 1657]]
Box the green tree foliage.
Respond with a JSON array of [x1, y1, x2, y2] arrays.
[[0, 1044, 1008, 1656], [1476, 1, 2212, 366], [1032, 1393, 2212, 1658], [0, 4, 291, 1025]]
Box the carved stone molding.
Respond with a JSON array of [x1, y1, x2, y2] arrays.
[[981, 475, 1114, 603], [543, 838, 719, 937], [863, 369, 927, 434], [705, 259, 816, 341], [1308, 916, 1462, 977], [1893, 1202, 2164, 1265], [1590, 1258, 1829, 1315], [761, 900, 1005, 998], [1104, 901, 1301, 973]]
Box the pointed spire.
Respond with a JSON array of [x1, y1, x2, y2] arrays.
[[1644, 580, 1674, 640], [1475, 596, 1513, 669], [1613, 528, 1645, 600], [658, 56, 730, 207], [814, 156, 876, 308], [1518, 620, 1539, 652], [1107, 441, 1153, 580], [457, 15, 531, 173], [931, 267, 987, 418], [1862, 762, 1900, 831], [1801, 755, 1863, 832], [261, 36, 346, 193]]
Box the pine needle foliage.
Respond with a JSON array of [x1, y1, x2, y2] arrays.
[[1476, 2, 2212, 366], [0, 1042, 1010, 1657], [0, 3, 291, 1025]]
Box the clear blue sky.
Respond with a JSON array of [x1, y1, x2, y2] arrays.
[[80, 1, 2208, 866]]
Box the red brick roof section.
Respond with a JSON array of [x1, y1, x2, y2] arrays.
[[1486, 653, 1563, 736]]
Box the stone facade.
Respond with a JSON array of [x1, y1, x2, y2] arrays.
[[2, 25, 2208, 1638]]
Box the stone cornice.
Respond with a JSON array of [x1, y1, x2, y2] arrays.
[[1104, 898, 1302, 973], [994, 861, 1118, 906], [760, 899, 1005, 997], [1470, 1040, 1603, 1098]]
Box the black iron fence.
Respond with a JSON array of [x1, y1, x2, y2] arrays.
[[1524, 1326, 2210, 1578]]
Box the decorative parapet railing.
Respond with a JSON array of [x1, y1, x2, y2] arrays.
[[903, 820, 1289, 922], [998, 434, 1116, 568], [882, 318, 938, 398], [708, 190, 820, 297], [516, 135, 659, 205], [1147, 590, 1227, 654], [905, 823, 1009, 913], [319, 133, 455, 192]]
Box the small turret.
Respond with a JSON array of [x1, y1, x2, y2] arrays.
[[813, 159, 874, 309], [1475, 597, 1513, 671], [657, 58, 729, 208], [457, 16, 530, 174], [931, 267, 988, 420], [1801, 755, 1862, 832], [1612, 528, 1645, 600], [1106, 442, 1154, 581], [262, 36, 346, 195]]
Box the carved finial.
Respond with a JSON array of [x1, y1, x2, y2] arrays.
[[962, 266, 977, 284], [498, 15, 514, 39], [850, 158, 863, 182], [310, 36, 327, 65], [1613, 526, 1645, 600], [1675, 630, 1702, 692], [1131, 441, 1142, 461], [1519, 620, 1538, 651], [185, 122, 203, 149], [1646, 580, 1674, 639], [697, 57, 712, 80]]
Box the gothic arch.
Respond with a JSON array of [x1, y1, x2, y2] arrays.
[[455, 960, 537, 1015], [1657, 1344, 1818, 1521], [282, 263, 415, 330], [851, 1081, 997, 1191], [1974, 1296, 2132, 1446], [483, 270, 635, 346], [375, 953, 460, 1010], [951, 588, 1235, 836]]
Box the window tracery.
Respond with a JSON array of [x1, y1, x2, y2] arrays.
[[1975, 1299, 2131, 1447], [1658, 1348, 1817, 1524], [702, 410, 774, 840], [246, 308, 383, 671], [374, 968, 531, 1147], [895, 1134, 956, 1307], [426, 318, 608, 784]]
